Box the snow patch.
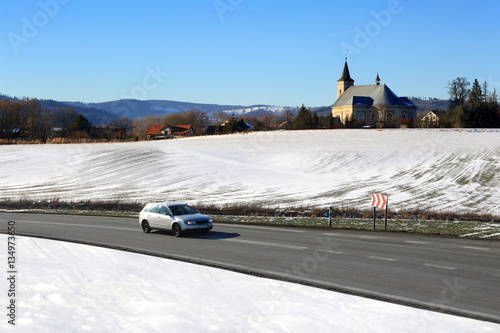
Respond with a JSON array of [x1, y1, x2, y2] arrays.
[[1, 235, 498, 332]]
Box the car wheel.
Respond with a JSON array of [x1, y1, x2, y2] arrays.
[[172, 223, 182, 237], [141, 220, 151, 233]]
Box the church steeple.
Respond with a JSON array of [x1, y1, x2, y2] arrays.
[[339, 58, 354, 83], [337, 58, 354, 99], [375, 72, 380, 86]]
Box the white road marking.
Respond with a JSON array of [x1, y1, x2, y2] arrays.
[[223, 224, 305, 233], [318, 249, 344, 255], [404, 240, 428, 244], [463, 246, 490, 251], [360, 236, 379, 239], [423, 263, 457, 270], [222, 238, 308, 250], [18, 220, 138, 231], [368, 256, 398, 262], [322, 233, 341, 236]]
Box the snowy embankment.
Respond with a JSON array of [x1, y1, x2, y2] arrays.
[[2, 235, 499, 332], [0, 129, 499, 215]]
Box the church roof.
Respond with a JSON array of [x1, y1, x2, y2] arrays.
[[332, 84, 416, 108], [338, 61, 354, 82]]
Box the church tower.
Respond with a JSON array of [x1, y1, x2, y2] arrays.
[[337, 58, 354, 99]]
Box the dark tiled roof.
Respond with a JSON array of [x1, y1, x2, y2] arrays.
[[338, 61, 354, 83], [352, 96, 373, 106], [398, 97, 417, 107], [332, 84, 416, 108]]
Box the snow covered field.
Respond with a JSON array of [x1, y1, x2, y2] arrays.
[[1, 129, 499, 214], [2, 235, 499, 332]]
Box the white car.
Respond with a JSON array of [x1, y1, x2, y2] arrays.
[[139, 203, 213, 237]]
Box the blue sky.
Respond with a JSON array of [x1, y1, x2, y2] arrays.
[[1, 0, 499, 107]]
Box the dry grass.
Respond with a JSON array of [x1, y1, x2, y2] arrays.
[[1, 199, 497, 223], [0, 138, 144, 145], [0, 199, 143, 212], [193, 204, 499, 223]]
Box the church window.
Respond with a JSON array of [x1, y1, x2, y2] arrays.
[[386, 113, 393, 121]]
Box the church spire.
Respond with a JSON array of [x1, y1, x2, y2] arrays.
[[375, 72, 380, 86], [337, 58, 354, 99], [338, 57, 354, 83]]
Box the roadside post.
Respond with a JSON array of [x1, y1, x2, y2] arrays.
[[329, 206, 333, 227], [371, 193, 388, 231], [385, 197, 389, 230]]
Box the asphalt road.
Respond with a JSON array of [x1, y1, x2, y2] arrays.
[[2, 212, 500, 324]]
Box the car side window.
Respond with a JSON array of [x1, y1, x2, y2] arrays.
[[159, 205, 171, 215], [170, 205, 181, 215], [142, 204, 152, 212], [150, 205, 160, 214]]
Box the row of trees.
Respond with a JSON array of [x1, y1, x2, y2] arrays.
[[0, 99, 84, 141], [0, 99, 136, 141], [444, 77, 499, 128]]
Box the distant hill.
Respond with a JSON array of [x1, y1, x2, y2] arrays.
[[68, 100, 251, 119], [410, 98, 450, 113], [0, 95, 119, 125], [64, 99, 297, 121], [40, 100, 119, 125]]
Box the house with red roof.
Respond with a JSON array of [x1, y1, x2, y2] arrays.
[[146, 124, 195, 139]]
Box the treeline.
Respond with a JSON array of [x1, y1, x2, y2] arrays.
[[3, 78, 498, 144], [441, 78, 499, 128], [0, 99, 136, 142], [0, 99, 81, 141]]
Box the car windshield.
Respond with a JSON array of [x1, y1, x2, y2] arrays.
[[169, 204, 198, 216]]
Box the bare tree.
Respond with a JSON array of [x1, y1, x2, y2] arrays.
[[162, 110, 209, 134], [447, 77, 470, 107], [22, 99, 50, 141], [487, 88, 498, 105], [109, 117, 133, 140], [52, 107, 77, 138], [375, 104, 389, 129], [0, 100, 24, 139], [211, 111, 229, 126]]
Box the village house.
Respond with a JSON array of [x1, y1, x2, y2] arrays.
[[205, 119, 253, 135], [146, 124, 195, 139], [419, 110, 443, 128], [331, 59, 417, 127]]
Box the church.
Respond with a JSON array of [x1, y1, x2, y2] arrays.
[[331, 59, 417, 126]]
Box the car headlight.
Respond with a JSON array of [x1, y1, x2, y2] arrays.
[[209, 219, 213, 223], [185, 221, 197, 225]]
